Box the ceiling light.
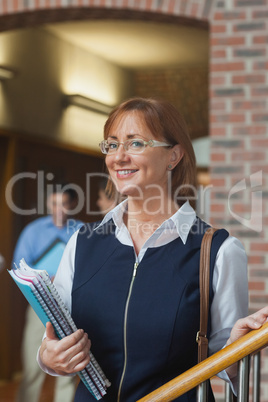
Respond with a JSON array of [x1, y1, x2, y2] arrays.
[[63, 94, 114, 115], [0, 66, 15, 80]]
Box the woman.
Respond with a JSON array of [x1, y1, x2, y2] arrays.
[[39, 97, 252, 401]]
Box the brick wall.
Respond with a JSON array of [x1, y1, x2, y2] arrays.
[[0, 0, 268, 399], [210, 0, 268, 325], [210, 1, 268, 399]]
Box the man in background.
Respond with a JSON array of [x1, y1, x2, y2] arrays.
[[13, 182, 83, 402], [96, 177, 119, 215]]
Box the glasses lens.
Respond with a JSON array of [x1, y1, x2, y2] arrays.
[[99, 141, 108, 154], [107, 140, 119, 154], [127, 139, 145, 154]]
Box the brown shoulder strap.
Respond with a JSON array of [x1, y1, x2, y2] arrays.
[[197, 227, 219, 363]]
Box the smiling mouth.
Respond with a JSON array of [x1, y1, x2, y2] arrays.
[[117, 169, 138, 176]]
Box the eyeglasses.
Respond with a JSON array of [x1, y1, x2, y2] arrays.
[[99, 138, 171, 155]]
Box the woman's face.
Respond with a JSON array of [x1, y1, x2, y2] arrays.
[[105, 110, 182, 199]]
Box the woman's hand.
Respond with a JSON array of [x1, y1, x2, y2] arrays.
[[227, 306, 268, 346], [225, 306, 268, 380], [39, 322, 91, 375]]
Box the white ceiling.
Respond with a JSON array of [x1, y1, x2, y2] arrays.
[[44, 20, 209, 69]]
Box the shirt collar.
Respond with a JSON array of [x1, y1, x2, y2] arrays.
[[95, 198, 128, 229], [169, 201, 196, 244], [95, 199, 196, 245]]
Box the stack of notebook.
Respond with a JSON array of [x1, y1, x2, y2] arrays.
[[9, 259, 111, 400]]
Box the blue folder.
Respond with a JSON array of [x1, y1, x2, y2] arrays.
[[32, 239, 66, 277]]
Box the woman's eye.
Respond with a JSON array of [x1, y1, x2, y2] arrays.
[[108, 142, 118, 149], [130, 140, 144, 148]]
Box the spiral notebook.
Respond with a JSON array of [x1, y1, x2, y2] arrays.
[[9, 259, 111, 400]]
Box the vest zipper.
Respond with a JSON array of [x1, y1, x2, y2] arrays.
[[117, 261, 139, 402]]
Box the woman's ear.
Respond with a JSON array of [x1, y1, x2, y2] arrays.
[[168, 144, 184, 169]]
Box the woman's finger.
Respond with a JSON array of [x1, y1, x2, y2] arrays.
[[47, 331, 91, 373]]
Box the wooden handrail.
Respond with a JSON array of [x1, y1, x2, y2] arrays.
[[137, 322, 268, 402]]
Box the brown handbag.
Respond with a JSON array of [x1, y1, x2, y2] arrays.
[[197, 227, 219, 363]]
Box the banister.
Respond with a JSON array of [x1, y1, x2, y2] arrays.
[[137, 322, 268, 402], [237, 355, 250, 402], [253, 352, 261, 402]]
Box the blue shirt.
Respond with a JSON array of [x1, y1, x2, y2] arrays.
[[13, 216, 83, 277]]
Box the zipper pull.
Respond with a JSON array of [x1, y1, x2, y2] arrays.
[[133, 262, 138, 277]]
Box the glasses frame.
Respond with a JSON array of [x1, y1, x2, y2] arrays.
[[99, 138, 171, 155]]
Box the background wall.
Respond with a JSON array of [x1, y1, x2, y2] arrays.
[[134, 66, 209, 140], [210, 1, 268, 398], [0, 27, 133, 150]]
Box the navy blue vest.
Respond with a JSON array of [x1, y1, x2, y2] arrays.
[[72, 218, 229, 402]]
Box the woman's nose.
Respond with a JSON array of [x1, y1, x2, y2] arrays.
[[114, 143, 129, 160]]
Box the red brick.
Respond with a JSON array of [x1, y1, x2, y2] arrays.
[[230, 203, 252, 214], [210, 127, 227, 136], [251, 85, 268, 95], [210, 178, 226, 187], [252, 10, 268, 19], [211, 62, 245, 72], [210, 76, 226, 85], [251, 243, 268, 252], [211, 153, 226, 162], [249, 294, 268, 305], [251, 139, 268, 148], [253, 35, 268, 44], [211, 49, 227, 58], [190, 3, 199, 16], [13, 0, 20, 11], [232, 74, 266, 84], [211, 25, 227, 34], [253, 61, 268, 70], [250, 165, 268, 174], [233, 126, 267, 135], [249, 282, 265, 291], [252, 113, 268, 122], [210, 113, 246, 123], [210, 36, 245, 46], [248, 256, 265, 264], [232, 100, 266, 110], [230, 175, 249, 187], [210, 204, 225, 213], [232, 151, 266, 161], [210, 101, 227, 111], [213, 11, 246, 20], [2, 0, 9, 13]]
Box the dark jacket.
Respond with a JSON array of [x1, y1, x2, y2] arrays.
[[72, 218, 229, 402]]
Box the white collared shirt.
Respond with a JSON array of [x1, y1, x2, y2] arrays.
[[44, 200, 248, 389], [97, 199, 196, 260]]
